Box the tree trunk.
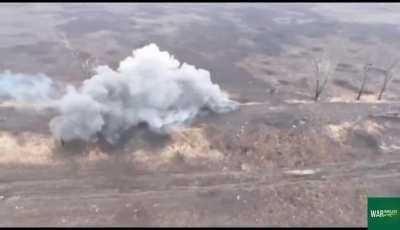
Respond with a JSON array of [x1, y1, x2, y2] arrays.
[[378, 75, 389, 100], [356, 87, 363, 100], [377, 86, 384, 100], [357, 66, 368, 100], [314, 79, 320, 101]]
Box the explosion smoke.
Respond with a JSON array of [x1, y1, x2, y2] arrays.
[[48, 43, 238, 144], [0, 70, 56, 106], [0, 44, 238, 144]]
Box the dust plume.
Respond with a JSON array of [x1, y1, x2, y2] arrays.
[[49, 43, 238, 144], [0, 70, 57, 107]]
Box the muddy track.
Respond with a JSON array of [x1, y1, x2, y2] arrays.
[[1, 153, 399, 194], [0, 152, 399, 226]]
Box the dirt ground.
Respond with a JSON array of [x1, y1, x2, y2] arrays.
[[0, 3, 400, 227]]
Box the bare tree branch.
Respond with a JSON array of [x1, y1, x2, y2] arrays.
[[356, 64, 370, 100], [311, 57, 321, 101], [310, 52, 335, 101], [377, 58, 399, 100]]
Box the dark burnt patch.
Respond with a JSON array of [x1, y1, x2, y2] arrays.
[[52, 139, 90, 159], [0, 107, 54, 135], [278, 80, 290, 85], [346, 130, 382, 153], [95, 123, 171, 155], [311, 46, 324, 52], [333, 79, 374, 94]]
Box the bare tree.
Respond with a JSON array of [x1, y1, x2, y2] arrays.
[[311, 57, 326, 101], [358, 43, 399, 101], [310, 52, 337, 101], [356, 63, 371, 100], [307, 36, 343, 102], [377, 59, 399, 100]]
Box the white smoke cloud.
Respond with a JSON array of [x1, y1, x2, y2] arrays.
[[0, 44, 237, 144], [0, 70, 56, 106], [49, 43, 238, 144]]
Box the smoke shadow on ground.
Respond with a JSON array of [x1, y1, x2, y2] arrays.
[[51, 139, 90, 159], [51, 122, 172, 161], [95, 122, 171, 155], [346, 130, 382, 154]]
